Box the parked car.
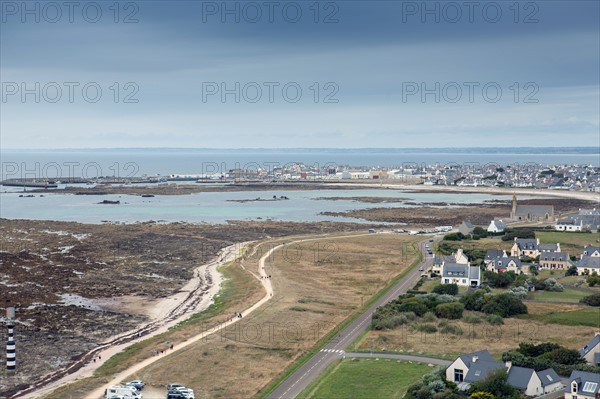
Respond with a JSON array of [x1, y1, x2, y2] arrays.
[[167, 384, 184, 391], [104, 385, 141, 399], [126, 380, 145, 391], [172, 387, 195, 399]]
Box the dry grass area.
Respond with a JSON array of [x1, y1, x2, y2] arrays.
[[355, 309, 598, 361], [46, 233, 421, 399]]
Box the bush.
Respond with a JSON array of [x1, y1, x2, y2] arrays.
[[468, 369, 521, 399], [435, 302, 464, 319], [463, 313, 483, 324], [422, 312, 437, 322], [544, 278, 564, 292], [486, 314, 504, 325], [580, 293, 600, 307], [506, 286, 528, 300], [587, 273, 600, 287], [414, 323, 438, 333], [566, 265, 579, 276], [433, 283, 459, 296], [444, 232, 465, 241], [481, 293, 528, 317], [440, 323, 463, 335], [460, 288, 492, 311]]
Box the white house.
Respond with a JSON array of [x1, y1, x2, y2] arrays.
[[556, 219, 583, 231], [565, 370, 600, 399], [446, 350, 504, 391], [446, 350, 561, 396], [506, 364, 562, 397], [580, 334, 600, 367], [487, 219, 507, 233], [432, 249, 469, 275], [575, 256, 600, 276], [441, 262, 480, 287]]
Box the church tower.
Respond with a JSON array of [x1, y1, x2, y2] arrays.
[[511, 193, 517, 220]]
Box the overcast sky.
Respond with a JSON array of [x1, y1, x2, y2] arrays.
[[1, 0, 599, 149]]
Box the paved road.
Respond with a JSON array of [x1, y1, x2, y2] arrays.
[[267, 237, 436, 399]]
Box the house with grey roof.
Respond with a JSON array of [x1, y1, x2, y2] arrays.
[[487, 219, 507, 233], [580, 334, 600, 367], [583, 245, 600, 258], [458, 221, 475, 236], [432, 249, 468, 275], [441, 262, 480, 287], [446, 350, 562, 396], [576, 256, 600, 276], [506, 364, 562, 397], [539, 243, 561, 253], [484, 249, 507, 266], [556, 218, 584, 231], [446, 350, 504, 391], [485, 256, 523, 274], [511, 238, 540, 258], [566, 370, 600, 399], [539, 251, 573, 270]]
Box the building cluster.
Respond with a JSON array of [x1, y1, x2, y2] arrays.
[[164, 162, 600, 192], [434, 239, 600, 285], [447, 334, 600, 399], [323, 163, 600, 192], [555, 208, 600, 232]]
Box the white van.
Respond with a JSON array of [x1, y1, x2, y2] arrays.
[[105, 385, 142, 399]]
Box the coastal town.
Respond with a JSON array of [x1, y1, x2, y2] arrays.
[[2, 161, 600, 193]]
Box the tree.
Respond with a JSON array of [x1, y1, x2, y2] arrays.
[[481, 293, 527, 317], [469, 369, 521, 399], [461, 289, 488, 311], [566, 265, 579, 276], [528, 265, 539, 276], [484, 271, 516, 288], [547, 347, 585, 365], [433, 284, 459, 296], [435, 302, 464, 319], [473, 227, 488, 238], [470, 393, 496, 399], [587, 272, 600, 287]]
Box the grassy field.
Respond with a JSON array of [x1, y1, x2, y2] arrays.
[[531, 287, 591, 303], [48, 233, 422, 399], [536, 231, 599, 253], [298, 359, 432, 399], [355, 305, 599, 360], [520, 306, 600, 328]]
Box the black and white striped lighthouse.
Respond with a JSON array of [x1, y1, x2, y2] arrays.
[[6, 307, 16, 371]]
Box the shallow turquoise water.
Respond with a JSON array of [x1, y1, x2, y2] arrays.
[[0, 188, 521, 224]]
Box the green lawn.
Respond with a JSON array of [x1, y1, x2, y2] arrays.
[[299, 359, 431, 399], [520, 307, 600, 327], [531, 287, 591, 303], [536, 231, 599, 252]]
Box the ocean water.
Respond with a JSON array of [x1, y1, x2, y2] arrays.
[[0, 188, 528, 224], [1, 149, 598, 179]]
